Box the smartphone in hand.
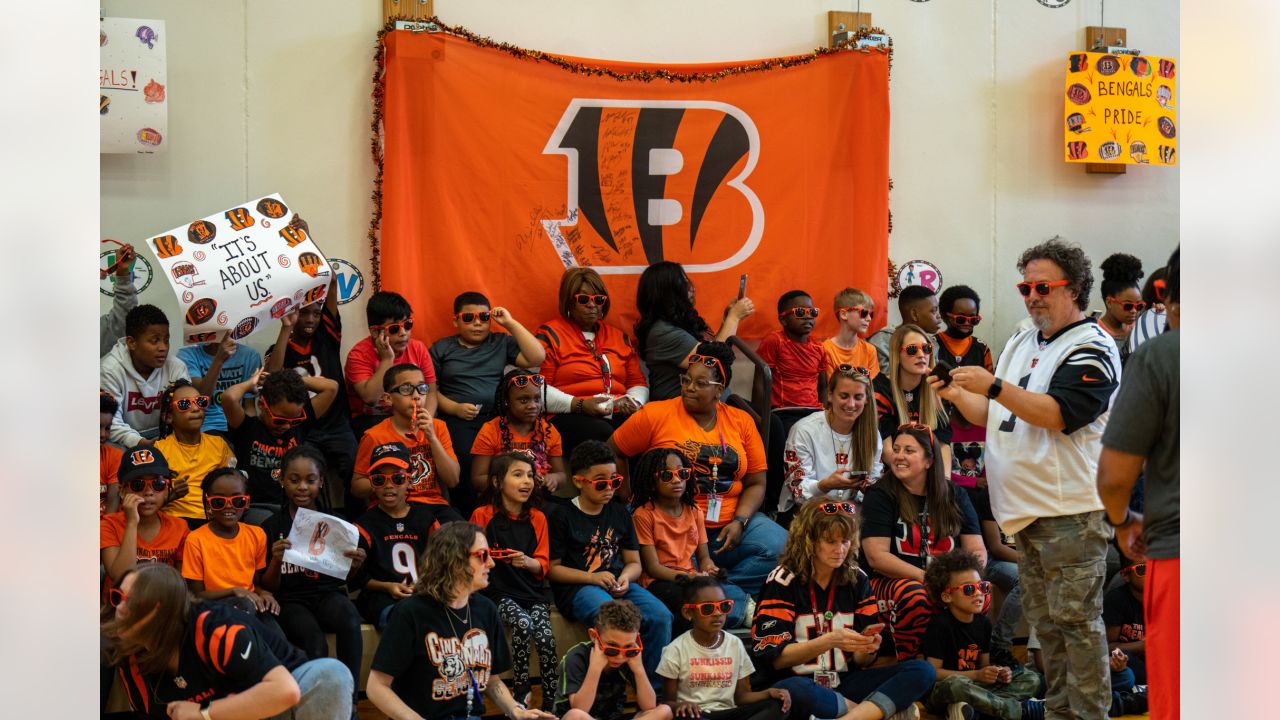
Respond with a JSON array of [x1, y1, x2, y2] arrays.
[[930, 358, 956, 387], [738, 274, 748, 299], [862, 623, 886, 636]]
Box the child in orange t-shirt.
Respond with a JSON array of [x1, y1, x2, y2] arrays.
[[629, 448, 749, 635], [470, 370, 568, 496], [100, 446, 190, 601], [182, 467, 286, 640], [100, 391, 122, 516], [352, 363, 461, 519], [821, 286, 881, 379]]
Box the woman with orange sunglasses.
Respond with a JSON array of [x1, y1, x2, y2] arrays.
[[871, 325, 953, 473], [1097, 253, 1147, 367]]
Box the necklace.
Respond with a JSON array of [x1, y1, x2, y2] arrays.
[[695, 629, 725, 650], [443, 596, 477, 718], [826, 410, 851, 470]]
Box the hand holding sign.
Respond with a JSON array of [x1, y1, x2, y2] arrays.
[[282, 508, 360, 580]]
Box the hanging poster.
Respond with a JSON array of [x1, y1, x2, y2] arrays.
[[144, 193, 333, 345], [1064, 51, 1177, 166], [101, 17, 168, 154]]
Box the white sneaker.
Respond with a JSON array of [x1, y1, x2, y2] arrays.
[[887, 703, 921, 720], [946, 702, 975, 720]]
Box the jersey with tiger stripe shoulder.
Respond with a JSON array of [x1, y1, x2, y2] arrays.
[[748, 565, 892, 687], [118, 603, 305, 718]]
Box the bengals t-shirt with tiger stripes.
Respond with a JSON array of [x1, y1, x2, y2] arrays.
[[470, 417, 563, 476], [355, 416, 456, 506]]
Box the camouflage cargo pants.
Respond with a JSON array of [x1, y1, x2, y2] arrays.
[[924, 667, 1042, 719], [1017, 511, 1112, 720]]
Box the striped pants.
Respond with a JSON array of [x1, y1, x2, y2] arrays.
[[869, 576, 935, 661]]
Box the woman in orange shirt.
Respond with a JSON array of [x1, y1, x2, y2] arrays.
[[608, 341, 786, 596], [536, 268, 648, 458]]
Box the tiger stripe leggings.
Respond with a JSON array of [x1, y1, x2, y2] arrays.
[[496, 597, 558, 710], [869, 576, 935, 661]]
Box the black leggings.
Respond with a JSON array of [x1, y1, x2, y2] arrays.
[[278, 592, 364, 703], [497, 597, 558, 710], [703, 698, 787, 720]]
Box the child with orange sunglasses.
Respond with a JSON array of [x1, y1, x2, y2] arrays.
[[222, 367, 337, 505], [471, 369, 568, 497], [554, 599, 670, 720], [100, 446, 191, 602], [155, 378, 235, 528]]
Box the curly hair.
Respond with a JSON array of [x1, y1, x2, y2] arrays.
[[923, 548, 985, 606], [485, 451, 541, 517], [881, 424, 961, 541], [777, 496, 862, 586], [1140, 265, 1169, 305], [595, 599, 642, 633], [414, 521, 483, 605], [558, 267, 611, 320], [938, 285, 981, 314], [630, 447, 697, 510], [635, 261, 712, 359], [156, 378, 198, 439], [101, 390, 119, 416], [260, 370, 309, 406], [493, 369, 552, 477], [125, 304, 170, 339], [1099, 253, 1145, 299], [101, 564, 192, 674], [1017, 236, 1094, 311]]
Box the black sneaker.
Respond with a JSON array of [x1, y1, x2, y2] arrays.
[[1019, 698, 1045, 720], [1119, 687, 1148, 715]]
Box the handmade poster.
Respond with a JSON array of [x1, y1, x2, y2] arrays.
[[377, 28, 890, 341], [144, 193, 332, 345], [101, 17, 168, 154], [1063, 51, 1177, 166], [282, 508, 360, 581]]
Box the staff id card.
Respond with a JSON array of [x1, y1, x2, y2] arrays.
[[706, 494, 722, 523]]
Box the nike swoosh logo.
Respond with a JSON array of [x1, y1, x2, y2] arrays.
[[240, 641, 252, 659], [1082, 374, 1100, 382]]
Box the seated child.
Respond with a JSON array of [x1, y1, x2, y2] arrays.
[[260, 445, 365, 710], [548, 441, 673, 684], [1104, 560, 1147, 685], [100, 446, 190, 599], [432, 291, 546, 515], [756, 290, 824, 511], [920, 549, 1042, 720], [554, 599, 673, 720], [344, 290, 438, 436], [100, 391, 122, 516], [181, 467, 287, 640], [471, 370, 568, 497], [223, 368, 337, 505], [968, 485, 1023, 670], [630, 448, 748, 633], [177, 331, 263, 435], [352, 363, 461, 520], [353, 441, 450, 629], [658, 576, 790, 720], [470, 451, 557, 710], [100, 304, 191, 447], [821, 287, 881, 379], [154, 379, 236, 529]]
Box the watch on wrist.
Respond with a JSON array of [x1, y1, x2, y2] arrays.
[[1106, 508, 1134, 528], [733, 515, 751, 529], [986, 377, 1004, 400]]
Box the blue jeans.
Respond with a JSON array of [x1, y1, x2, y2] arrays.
[[770, 676, 849, 719], [568, 584, 673, 684], [834, 660, 936, 718], [706, 513, 787, 596], [265, 657, 353, 720]]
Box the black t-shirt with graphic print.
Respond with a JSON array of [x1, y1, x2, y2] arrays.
[[371, 593, 511, 720], [547, 500, 638, 615], [921, 610, 992, 671], [229, 398, 316, 504], [264, 304, 350, 431], [858, 484, 981, 572], [1103, 584, 1145, 644]]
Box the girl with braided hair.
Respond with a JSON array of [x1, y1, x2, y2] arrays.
[[471, 369, 569, 497], [154, 378, 236, 529]]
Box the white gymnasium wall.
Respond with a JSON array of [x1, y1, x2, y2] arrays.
[[101, 0, 1178, 373]]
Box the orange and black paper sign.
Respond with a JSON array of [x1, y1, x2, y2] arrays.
[[379, 31, 890, 341]]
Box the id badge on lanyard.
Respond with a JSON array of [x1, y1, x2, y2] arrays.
[[707, 444, 725, 523], [811, 582, 840, 689]]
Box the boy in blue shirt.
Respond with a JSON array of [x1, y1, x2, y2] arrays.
[[178, 331, 262, 435]]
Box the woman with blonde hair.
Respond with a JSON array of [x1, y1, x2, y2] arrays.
[[366, 521, 555, 720], [871, 324, 952, 470], [749, 497, 935, 720]]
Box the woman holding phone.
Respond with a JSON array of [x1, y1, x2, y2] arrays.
[[748, 497, 935, 720], [871, 324, 952, 472]]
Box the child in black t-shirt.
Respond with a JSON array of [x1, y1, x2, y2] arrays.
[[920, 550, 1043, 720], [223, 368, 337, 505], [260, 445, 366, 710], [353, 441, 449, 629], [470, 451, 557, 710], [555, 599, 672, 720], [1104, 560, 1147, 685]]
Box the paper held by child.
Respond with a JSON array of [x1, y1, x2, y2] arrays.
[[283, 507, 359, 580]]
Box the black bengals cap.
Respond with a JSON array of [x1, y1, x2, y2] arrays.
[[370, 441, 411, 471], [119, 445, 172, 483]]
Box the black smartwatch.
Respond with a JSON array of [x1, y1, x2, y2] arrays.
[[732, 515, 751, 529], [987, 377, 1004, 400]]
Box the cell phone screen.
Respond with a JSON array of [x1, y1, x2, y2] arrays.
[[738, 274, 748, 299]]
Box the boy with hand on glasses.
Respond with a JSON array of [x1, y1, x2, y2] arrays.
[[223, 368, 337, 505], [920, 550, 1043, 720], [822, 287, 881, 380], [100, 446, 191, 596], [345, 290, 438, 437], [549, 441, 674, 687], [555, 599, 673, 720], [431, 291, 545, 514], [352, 363, 462, 520]]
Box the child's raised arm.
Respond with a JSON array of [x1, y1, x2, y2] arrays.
[[301, 374, 338, 418], [193, 332, 236, 399], [491, 307, 546, 368], [221, 368, 265, 429], [264, 310, 298, 373]]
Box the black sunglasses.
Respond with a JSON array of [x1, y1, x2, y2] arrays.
[[455, 311, 491, 324], [126, 477, 169, 493]]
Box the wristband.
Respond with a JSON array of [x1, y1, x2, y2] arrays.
[[733, 515, 751, 529], [1106, 508, 1135, 529], [986, 377, 1004, 400]]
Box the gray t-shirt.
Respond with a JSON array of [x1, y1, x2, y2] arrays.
[[429, 333, 520, 407], [643, 320, 700, 401], [1101, 328, 1179, 559]]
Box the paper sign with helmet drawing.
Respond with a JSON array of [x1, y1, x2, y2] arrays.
[[144, 193, 332, 344], [1063, 51, 1177, 165]]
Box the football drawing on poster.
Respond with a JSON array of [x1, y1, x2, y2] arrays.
[[144, 194, 333, 345], [101, 17, 168, 154], [1064, 51, 1177, 166], [282, 508, 360, 581]]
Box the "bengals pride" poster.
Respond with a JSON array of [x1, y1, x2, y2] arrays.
[[1063, 51, 1178, 166], [144, 193, 333, 345], [378, 30, 890, 342]]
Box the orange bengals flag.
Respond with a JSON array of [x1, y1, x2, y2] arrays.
[[379, 30, 890, 342]]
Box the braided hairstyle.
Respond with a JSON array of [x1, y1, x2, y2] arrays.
[[630, 447, 697, 510], [156, 378, 198, 439], [494, 369, 552, 476]]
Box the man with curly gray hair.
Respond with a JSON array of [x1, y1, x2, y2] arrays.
[[930, 237, 1120, 719]]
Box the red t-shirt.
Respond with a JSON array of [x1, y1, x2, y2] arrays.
[[355, 416, 456, 505], [471, 418, 563, 477], [610, 398, 767, 528], [535, 316, 646, 398], [343, 337, 437, 416], [756, 330, 824, 409], [100, 444, 122, 517]]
